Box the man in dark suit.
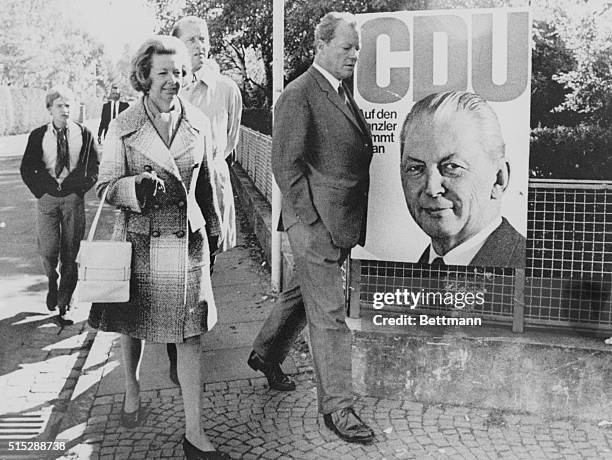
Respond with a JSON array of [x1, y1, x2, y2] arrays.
[[400, 91, 526, 268], [248, 12, 375, 444], [97, 85, 128, 144]]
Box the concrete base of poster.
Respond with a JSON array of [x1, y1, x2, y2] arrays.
[[350, 313, 612, 421]]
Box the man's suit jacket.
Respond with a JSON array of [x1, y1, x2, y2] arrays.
[[272, 66, 373, 249], [98, 100, 129, 139], [418, 217, 526, 268]]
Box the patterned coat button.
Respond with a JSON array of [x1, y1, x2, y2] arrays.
[[175, 230, 185, 238], [177, 201, 185, 208], [151, 230, 160, 237]]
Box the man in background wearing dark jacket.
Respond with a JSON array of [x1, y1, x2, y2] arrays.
[[21, 86, 99, 325], [97, 84, 128, 145]]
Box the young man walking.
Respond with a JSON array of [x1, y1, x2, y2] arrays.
[[21, 86, 99, 325]]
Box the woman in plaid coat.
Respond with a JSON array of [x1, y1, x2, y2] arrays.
[[88, 36, 227, 459]]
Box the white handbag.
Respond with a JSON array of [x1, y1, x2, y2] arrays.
[[75, 186, 132, 303]]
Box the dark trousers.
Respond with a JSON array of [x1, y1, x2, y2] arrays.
[[37, 193, 85, 306], [253, 220, 353, 414]]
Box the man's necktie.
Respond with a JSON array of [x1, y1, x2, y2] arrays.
[[337, 84, 346, 102], [338, 84, 367, 132], [112, 101, 117, 119], [338, 84, 358, 116], [55, 127, 69, 178]]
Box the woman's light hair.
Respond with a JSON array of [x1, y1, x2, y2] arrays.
[[130, 35, 191, 94], [400, 91, 505, 162]]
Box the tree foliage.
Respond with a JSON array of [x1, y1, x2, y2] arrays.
[[144, 0, 612, 125], [284, 0, 427, 84], [550, 2, 612, 127], [148, 0, 429, 106], [148, 0, 271, 107], [531, 20, 577, 128], [0, 0, 108, 99]]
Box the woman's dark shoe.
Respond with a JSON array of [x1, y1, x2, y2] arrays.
[[166, 343, 179, 385], [182, 436, 230, 460], [120, 399, 141, 428], [169, 363, 179, 386], [247, 350, 296, 391]]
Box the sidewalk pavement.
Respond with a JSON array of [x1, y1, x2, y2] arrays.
[[1, 128, 612, 459]]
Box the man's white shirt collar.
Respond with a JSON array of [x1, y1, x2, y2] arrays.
[[313, 62, 342, 92], [49, 120, 77, 135], [193, 59, 220, 90], [428, 216, 503, 265]]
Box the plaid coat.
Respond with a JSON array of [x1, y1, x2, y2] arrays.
[[88, 97, 221, 342]]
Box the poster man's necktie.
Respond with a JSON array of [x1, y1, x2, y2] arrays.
[[55, 127, 69, 178], [431, 257, 446, 267]]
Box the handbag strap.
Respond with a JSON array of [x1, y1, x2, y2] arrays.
[[87, 186, 110, 242]]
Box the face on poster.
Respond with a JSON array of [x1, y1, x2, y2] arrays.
[[352, 8, 531, 268]]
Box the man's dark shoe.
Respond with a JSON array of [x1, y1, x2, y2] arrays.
[[247, 350, 296, 391], [323, 407, 375, 444], [46, 291, 57, 311], [54, 314, 74, 327], [55, 305, 74, 326]]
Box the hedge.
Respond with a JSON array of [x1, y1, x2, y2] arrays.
[[238, 108, 611, 181], [0, 86, 15, 136], [241, 108, 272, 136], [0, 86, 49, 136], [529, 124, 612, 180]]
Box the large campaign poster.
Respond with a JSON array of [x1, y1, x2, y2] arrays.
[[352, 8, 531, 268]]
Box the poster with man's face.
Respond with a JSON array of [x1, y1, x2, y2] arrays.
[[352, 8, 531, 269]]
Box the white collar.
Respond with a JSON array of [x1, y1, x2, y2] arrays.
[[144, 95, 180, 118], [193, 59, 220, 90], [428, 216, 503, 265], [49, 120, 76, 135], [313, 62, 342, 92]]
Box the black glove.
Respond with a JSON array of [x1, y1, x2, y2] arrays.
[[136, 177, 164, 212]]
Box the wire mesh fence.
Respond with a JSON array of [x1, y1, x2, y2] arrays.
[[235, 127, 612, 333]]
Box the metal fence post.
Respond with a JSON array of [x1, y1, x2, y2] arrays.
[[512, 268, 526, 333], [347, 257, 362, 318]]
